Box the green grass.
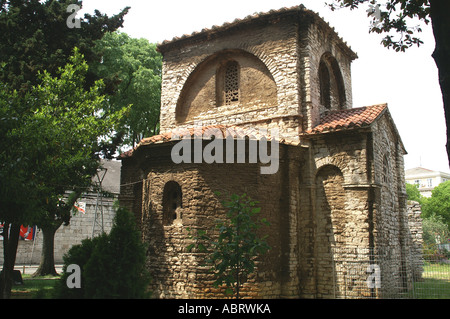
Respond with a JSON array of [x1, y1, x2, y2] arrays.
[[407, 262, 450, 299], [11, 274, 59, 299], [9, 262, 450, 299]]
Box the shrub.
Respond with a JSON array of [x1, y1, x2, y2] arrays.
[[55, 207, 150, 298]]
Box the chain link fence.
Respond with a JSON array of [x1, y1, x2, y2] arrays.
[[329, 246, 450, 299]]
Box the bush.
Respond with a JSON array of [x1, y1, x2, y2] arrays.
[[54, 207, 150, 299]]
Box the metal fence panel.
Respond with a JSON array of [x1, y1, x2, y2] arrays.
[[330, 247, 450, 299]]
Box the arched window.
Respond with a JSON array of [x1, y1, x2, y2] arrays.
[[162, 181, 182, 226], [318, 53, 346, 111], [216, 60, 240, 106], [224, 60, 240, 105], [319, 60, 331, 109], [382, 154, 390, 185]]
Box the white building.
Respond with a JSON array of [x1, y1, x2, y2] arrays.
[[405, 167, 450, 197]]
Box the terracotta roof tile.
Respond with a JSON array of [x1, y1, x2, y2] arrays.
[[118, 125, 291, 159], [306, 104, 387, 134]]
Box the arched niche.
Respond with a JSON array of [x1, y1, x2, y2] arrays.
[[162, 181, 182, 226], [314, 164, 347, 297], [176, 49, 278, 123], [318, 52, 346, 113]]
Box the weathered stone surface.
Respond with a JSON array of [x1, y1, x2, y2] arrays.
[[119, 5, 420, 299]]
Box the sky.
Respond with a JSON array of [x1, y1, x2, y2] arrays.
[[79, 0, 449, 173]]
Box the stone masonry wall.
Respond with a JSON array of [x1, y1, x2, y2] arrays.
[[161, 21, 299, 136], [407, 201, 424, 281], [298, 15, 355, 131], [159, 13, 356, 143], [303, 130, 374, 298], [121, 141, 303, 299], [371, 113, 411, 296], [0, 194, 116, 266]]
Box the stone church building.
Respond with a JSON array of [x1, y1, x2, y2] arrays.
[[119, 6, 419, 298]]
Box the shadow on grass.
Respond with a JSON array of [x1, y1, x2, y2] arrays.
[[11, 275, 59, 299]]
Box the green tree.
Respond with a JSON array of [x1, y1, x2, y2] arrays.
[[188, 193, 271, 299], [0, 1, 129, 292], [0, 49, 127, 297], [90, 31, 162, 151], [326, 0, 450, 167], [29, 49, 127, 277], [0, 79, 40, 298], [422, 214, 450, 247], [0, 0, 129, 94], [406, 182, 424, 203], [421, 180, 450, 227]]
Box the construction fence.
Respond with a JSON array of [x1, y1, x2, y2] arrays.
[[330, 246, 450, 299]]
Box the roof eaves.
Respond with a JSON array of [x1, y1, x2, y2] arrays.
[[156, 5, 357, 59]]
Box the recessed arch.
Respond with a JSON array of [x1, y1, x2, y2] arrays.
[[162, 181, 182, 226], [318, 52, 346, 112], [314, 164, 346, 297], [175, 49, 278, 123]]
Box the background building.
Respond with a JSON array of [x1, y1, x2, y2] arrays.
[[405, 167, 450, 197]]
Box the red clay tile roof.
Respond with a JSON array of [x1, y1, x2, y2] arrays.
[[118, 125, 289, 159], [118, 104, 390, 159], [306, 104, 387, 134]]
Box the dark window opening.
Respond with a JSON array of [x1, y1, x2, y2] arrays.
[[162, 181, 182, 226], [224, 61, 240, 105], [319, 60, 331, 109]]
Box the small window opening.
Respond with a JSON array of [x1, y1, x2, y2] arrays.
[[224, 61, 240, 105], [319, 60, 331, 109], [162, 181, 182, 226], [382, 155, 390, 185]]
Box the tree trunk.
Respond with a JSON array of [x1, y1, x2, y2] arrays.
[[430, 0, 450, 168], [0, 223, 20, 299], [32, 224, 60, 277]]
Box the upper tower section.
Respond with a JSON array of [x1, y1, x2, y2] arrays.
[[157, 5, 357, 140]]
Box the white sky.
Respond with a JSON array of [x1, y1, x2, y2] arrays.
[[80, 0, 449, 173]]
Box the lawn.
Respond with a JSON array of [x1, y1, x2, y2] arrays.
[[408, 262, 450, 299], [9, 262, 450, 299], [11, 274, 59, 299]]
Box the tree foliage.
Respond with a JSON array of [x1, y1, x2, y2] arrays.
[[0, 0, 129, 94], [1, 49, 128, 279], [405, 182, 423, 203], [326, 1, 450, 168], [31, 49, 127, 276], [30, 48, 126, 220], [0, 0, 130, 285], [90, 31, 162, 151], [188, 193, 271, 299], [326, 0, 430, 52], [421, 180, 450, 228], [0, 81, 39, 225], [422, 213, 449, 246]]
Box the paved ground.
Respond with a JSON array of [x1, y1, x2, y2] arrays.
[[13, 264, 64, 276]]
